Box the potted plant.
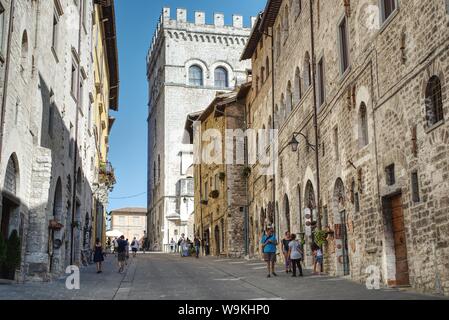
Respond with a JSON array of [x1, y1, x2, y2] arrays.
[[209, 190, 219, 199], [3, 230, 21, 280], [218, 172, 226, 181], [313, 229, 328, 248]]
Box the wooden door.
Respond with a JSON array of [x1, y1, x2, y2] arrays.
[[391, 195, 410, 286]]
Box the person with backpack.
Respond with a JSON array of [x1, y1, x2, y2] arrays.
[[131, 237, 139, 258], [260, 226, 278, 278], [116, 236, 127, 273], [288, 234, 304, 277]]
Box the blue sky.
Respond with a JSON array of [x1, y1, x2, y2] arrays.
[[108, 0, 266, 212]]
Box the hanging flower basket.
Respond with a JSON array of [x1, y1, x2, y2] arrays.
[[209, 190, 219, 199], [49, 220, 64, 231], [219, 172, 226, 181]]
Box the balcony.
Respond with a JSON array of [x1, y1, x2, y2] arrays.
[[99, 161, 116, 188]]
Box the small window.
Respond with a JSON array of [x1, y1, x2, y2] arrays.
[[425, 76, 444, 127], [359, 103, 369, 147], [214, 67, 228, 88], [317, 57, 325, 107], [354, 192, 360, 212], [385, 164, 395, 186], [411, 171, 420, 203], [71, 62, 78, 98], [338, 16, 350, 74], [381, 0, 397, 23], [189, 65, 203, 86], [334, 127, 339, 160]]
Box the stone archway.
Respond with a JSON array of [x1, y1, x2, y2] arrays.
[[1, 155, 20, 241]]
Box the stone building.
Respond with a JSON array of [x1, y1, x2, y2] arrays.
[[91, 1, 119, 247], [146, 7, 253, 251], [184, 85, 250, 257], [0, 0, 118, 282], [242, 0, 449, 295], [110, 208, 147, 243]]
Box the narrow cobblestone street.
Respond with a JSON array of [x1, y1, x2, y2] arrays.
[[0, 253, 445, 300]]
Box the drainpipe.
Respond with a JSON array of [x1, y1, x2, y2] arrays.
[[70, 1, 83, 265], [242, 99, 249, 257], [0, 0, 16, 164], [309, 0, 322, 231]]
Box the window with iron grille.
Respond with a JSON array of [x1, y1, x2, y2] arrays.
[[385, 164, 395, 186], [214, 67, 228, 88], [425, 76, 444, 127], [189, 65, 203, 86]]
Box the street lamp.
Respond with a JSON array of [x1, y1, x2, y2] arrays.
[[288, 132, 318, 152]]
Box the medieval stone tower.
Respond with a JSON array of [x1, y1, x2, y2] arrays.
[[146, 8, 254, 250]]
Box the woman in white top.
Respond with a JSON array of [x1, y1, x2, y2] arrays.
[[288, 234, 304, 277]]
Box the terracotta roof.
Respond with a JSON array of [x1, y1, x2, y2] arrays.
[[240, 13, 263, 60], [98, 0, 119, 111], [260, 0, 282, 32]]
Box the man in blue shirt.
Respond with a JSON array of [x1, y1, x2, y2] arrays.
[[261, 226, 278, 278]]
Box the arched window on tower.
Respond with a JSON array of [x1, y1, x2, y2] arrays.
[[359, 102, 369, 147], [425, 75, 444, 126], [21, 31, 29, 75], [214, 67, 228, 88], [294, 67, 302, 104], [304, 52, 311, 88], [189, 65, 203, 86], [287, 81, 293, 113]]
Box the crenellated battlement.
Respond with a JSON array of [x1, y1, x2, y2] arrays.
[[147, 7, 256, 67]]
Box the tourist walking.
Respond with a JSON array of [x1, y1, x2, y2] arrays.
[[170, 238, 176, 253], [261, 227, 278, 278], [281, 231, 292, 273], [288, 234, 303, 277], [116, 236, 127, 273], [93, 238, 104, 274], [131, 237, 139, 257], [194, 236, 201, 258]]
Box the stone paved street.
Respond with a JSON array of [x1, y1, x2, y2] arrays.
[[0, 253, 446, 300]]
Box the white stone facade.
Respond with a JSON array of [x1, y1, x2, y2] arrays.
[[146, 7, 253, 251], [0, 0, 103, 281]]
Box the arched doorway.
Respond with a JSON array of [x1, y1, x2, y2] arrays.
[[333, 178, 350, 276], [214, 225, 220, 256], [1, 155, 20, 241], [283, 194, 291, 233]]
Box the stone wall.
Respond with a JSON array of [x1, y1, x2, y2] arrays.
[[246, 0, 449, 295]]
